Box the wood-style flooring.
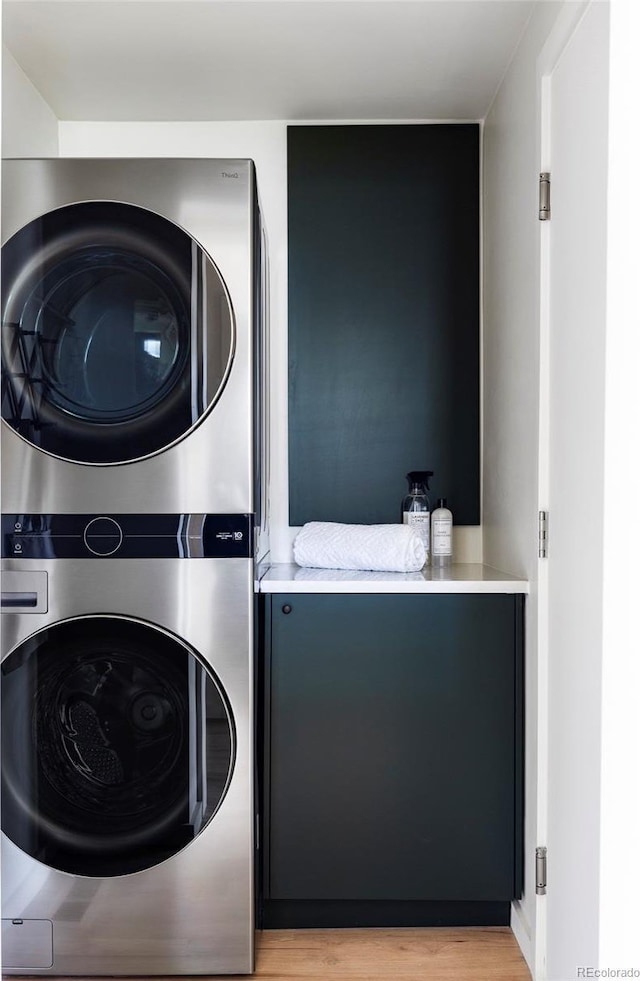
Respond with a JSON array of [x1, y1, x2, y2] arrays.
[[21, 927, 531, 981], [250, 929, 532, 981]]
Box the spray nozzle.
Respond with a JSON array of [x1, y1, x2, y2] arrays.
[[406, 470, 434, 490]]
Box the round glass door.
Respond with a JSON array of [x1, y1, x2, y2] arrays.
[[1, 617, 235, 876], [1, 202, 234, 464]]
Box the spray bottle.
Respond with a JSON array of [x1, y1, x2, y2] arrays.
[[402, 471, 433, 564]]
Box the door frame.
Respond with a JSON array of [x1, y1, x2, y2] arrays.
[[535, 3, 606, 978]]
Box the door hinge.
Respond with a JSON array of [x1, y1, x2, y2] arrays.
[[539, 172, 551, 220], [536, 846, 547, 895], [538, 510, 549, 558]]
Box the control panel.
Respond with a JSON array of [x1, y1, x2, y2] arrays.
[[2, 514, 254, 559]]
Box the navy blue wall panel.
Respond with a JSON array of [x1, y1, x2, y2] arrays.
[[288, 124, 480, 525]]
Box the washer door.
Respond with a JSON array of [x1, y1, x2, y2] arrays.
[[1, 616, 235, 876], [1, 202, 234, 464]]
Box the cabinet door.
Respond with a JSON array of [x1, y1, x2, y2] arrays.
[[267, 593, 521, 902]]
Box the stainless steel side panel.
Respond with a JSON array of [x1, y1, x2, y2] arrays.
[[0, 558, 254, 976], [1, 159, 257, 515]]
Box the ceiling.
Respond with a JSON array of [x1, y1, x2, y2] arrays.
[[2, 0, 537, 122]]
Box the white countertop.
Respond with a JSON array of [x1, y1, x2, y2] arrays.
[[257, 563, 529, 594]]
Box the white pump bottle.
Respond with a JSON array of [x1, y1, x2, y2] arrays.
[[431, 498, 453, 568]]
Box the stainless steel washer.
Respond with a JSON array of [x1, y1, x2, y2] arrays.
[[1, 514, 255, 975], [1, 158, 268, 530]]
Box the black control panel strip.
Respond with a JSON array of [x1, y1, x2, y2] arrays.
[[2, 514, 254, 559]]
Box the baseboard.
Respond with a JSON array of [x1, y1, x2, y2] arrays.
[[262, 900, 511, 929], [511, 899, 534, 978]]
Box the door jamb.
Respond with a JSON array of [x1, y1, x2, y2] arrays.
[[533, 4, 592, 979]]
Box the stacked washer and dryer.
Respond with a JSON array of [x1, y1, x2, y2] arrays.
[[0, 159, 268, 975]]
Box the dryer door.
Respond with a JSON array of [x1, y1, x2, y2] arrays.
[[1, 202, 234, 464], [1, 616, 235, 876]]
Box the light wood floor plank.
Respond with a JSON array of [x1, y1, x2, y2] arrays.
[[17, 927, 531, 981], [254, 928, 531, 980]]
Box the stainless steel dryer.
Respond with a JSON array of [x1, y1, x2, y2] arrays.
[[1, 159, 268, 529], [1, 513, 255, 975]]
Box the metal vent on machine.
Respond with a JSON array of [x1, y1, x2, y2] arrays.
[[0, 616, 235, 877], [1, 201, 235, 464]]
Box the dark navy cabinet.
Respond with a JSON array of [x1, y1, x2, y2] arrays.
[[261, 592, 524, 928]]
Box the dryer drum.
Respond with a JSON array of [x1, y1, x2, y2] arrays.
[[1, 616, 235, 877], [1, 201, 235, 465]]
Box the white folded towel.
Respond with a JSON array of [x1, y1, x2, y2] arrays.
[[293, 522, 426, 573], [294, 566, 425, 583]]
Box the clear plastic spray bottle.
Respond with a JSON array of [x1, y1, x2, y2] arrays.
[[402, 471, 433, 564]]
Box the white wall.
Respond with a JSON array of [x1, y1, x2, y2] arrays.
[[2, 46, 58, 157], [599, 0, 640, 969], [482, 2, 567, 973], [59, 120, 483, 564]]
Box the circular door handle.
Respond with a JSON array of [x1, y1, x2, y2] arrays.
[[282, 604, 292, 615]]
